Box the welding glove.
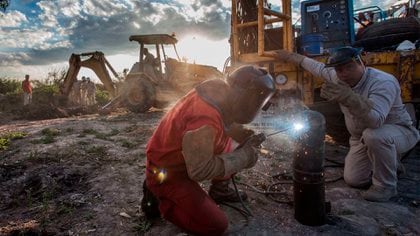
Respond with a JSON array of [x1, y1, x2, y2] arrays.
[[321, 80, 373, 117], [217, 133, 266, 176], [266, 50, 306, 66], [226, 123, 255, 144]]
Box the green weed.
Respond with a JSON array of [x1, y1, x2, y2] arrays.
[[134, 220, 152, 234], [0, 138, 10, 151], [121, 139, 136, 149], [34, 128, 61, 144], [0, 131, 27, 150], [86, 146, 107, 156], [82, 129, 98, 135]]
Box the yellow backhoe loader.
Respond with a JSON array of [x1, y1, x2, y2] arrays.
[[60, 34, 223, 113]]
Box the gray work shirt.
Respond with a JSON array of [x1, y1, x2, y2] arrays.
[[301, 57, 413, 138]]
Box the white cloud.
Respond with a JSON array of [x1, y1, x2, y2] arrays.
[[220, 0, 230, 8], [37, 1, 59, 27], [82, 0, 130, 17], [0, 52, 31, 66], [0, 28, 71, 50], [59, 0, 82, 17], [0, 10, 28, 28]]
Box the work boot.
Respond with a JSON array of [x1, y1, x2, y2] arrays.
[[209, 179, 248, 203], [141, 180, 160, 219], [361, 185, 397, 202]]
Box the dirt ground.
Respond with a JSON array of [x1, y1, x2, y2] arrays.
[[1, 108, 419, 236]]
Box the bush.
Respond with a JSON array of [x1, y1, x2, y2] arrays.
[[0, 78, 21, 94], [95, 87, 111, 106], [32, 83, 60, 105]]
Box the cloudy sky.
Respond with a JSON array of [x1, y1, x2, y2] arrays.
[[0, 0, 395, 81]]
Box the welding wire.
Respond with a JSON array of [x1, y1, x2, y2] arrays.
[[266, 128, 290, 137]]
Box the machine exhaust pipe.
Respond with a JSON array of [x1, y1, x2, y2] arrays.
[[293, 110, 326, 226]]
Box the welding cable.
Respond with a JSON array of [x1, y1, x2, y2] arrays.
[[231, 176, 253, 217], [219, 201, 252, 218], [236, 180, 293, 204]]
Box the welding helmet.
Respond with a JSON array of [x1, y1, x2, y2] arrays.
[[325, 46, 363, 67], [227, 65, 276, 124]]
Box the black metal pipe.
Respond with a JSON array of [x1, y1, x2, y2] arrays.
[[292, 110, 326, 226]]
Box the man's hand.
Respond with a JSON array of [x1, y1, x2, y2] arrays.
[[321, 80, 373, 117], [239, 133, 266, 149], [218, 133, 266, 176], [266, 50, 305, 65], [226, 123, 255, 144], [320, 80, 352, 102]]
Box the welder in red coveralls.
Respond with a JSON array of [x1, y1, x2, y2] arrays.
[[141, 65, 276, 235]]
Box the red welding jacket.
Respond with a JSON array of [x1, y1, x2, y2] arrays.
[[146, 90, 230, 180]]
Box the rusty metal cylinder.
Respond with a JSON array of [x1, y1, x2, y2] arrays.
[[293, 110, 326, 226]]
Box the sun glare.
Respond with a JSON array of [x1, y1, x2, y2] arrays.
[[176, 35, 230, 71]]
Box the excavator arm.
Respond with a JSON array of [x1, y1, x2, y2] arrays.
[[61, 51, 118, 98]]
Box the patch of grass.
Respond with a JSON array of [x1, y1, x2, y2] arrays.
[[77, 140, 89, 146], [134, 220, 152, 234], [65, 127, 74, 133], [0, 131, 27, 150], [0, 138, 10, 151], [120, 139, 136, 149], [78, 128, 120, 140], [86, 146, 107, 156], [124, 124, 138, 132], [41, 135, 55, 144], [40, 128, 60, 144], [84, 212, 95, 220], [82, 129, 98, 135], [93, 129, 119, 140], [109, 128, 119, 136], [57, 203, 75, 215], [94, 133, 108, 140], [28, 150, 41, 160], [41, 128, 60, 136]]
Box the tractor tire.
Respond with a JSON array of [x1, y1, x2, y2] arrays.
[[123, 78, 156, 113], [354, 16, 420, 51]]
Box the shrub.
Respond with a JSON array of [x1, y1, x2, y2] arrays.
[[95, 87, 111, 106], [0, 131, 27, 150], [0, 78, 21, 94]]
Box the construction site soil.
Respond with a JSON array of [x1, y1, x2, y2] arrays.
[[0, 107, 419, 236]]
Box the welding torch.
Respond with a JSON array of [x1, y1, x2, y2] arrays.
[[236, 122, 305, 150]]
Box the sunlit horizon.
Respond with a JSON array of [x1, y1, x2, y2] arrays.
[[0, 35, 230, 83]]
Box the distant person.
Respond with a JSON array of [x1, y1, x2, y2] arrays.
[[69, 79, 82, 105], [80, 76, 88, 106], [21, 74, 32, 106], [86, 78, 96, 105], [143, 48, 158, 80], [143, 48, 156, 66]]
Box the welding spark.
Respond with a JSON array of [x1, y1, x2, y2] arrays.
[[293, 122, 304, 131]]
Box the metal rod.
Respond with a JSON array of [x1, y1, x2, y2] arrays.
[[266, 128, 290, 137]]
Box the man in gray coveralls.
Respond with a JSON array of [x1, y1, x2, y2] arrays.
[[268, 46, 419, 202]]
